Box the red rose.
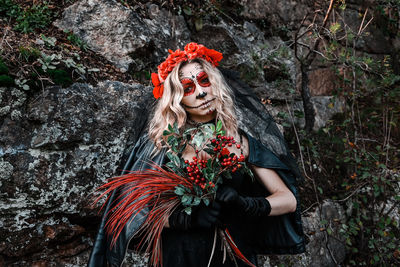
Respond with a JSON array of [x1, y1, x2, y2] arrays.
[[169, 49, 186, 62], [151, 73, 164, 99], [184, 42, 199, 53], [205, 48, 223, 66], [185, 43, 202, 60], [151, 72, 160, 87]]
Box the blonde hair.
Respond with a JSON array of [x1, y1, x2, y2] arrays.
[[148, 58, 238, 151]]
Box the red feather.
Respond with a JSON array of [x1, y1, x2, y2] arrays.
[[93, 162, 255, 267], [223, 228, 256, 267]]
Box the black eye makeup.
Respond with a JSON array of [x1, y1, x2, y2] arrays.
[[196, 71, 211, 87], [181, 78, 196, 96]]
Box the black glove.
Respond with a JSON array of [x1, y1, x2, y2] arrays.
[[216, 186, 271, 217], [168, 201, 222, 230]]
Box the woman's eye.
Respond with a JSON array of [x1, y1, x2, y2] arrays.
[[183, 83, 196, 96], [184, 85, 194, 92], [198, 77, 211, 87]]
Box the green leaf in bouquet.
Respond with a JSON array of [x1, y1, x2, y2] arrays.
[[181, 194, 193, 206], [203, 148, 215, 155], [216, 120, 222, 132], [202, 198, 210, 206], [165, 161, 178, 171], [167, 152, 181, 167], [193, 184, 202, 195], [178, 143, 186, 154], [209, 124, 215, 132], [175, 186, 186, 196], [201, 124, 214, 139], [172, 153, 181, 167], [167, 135, 175, 145], [192, 131, 204, 148], [218, 129, 226, 136], [163, 130, 171, 136], [206, 143, 215, 149], [168, 123, 174, 132], [192, 196, 201, 206], [243, 164, 255, 179], [173, 122, 179, 133], [184, 206, 192, 215]]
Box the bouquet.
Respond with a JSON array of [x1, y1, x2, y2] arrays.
[[94, 121, 255, 267]]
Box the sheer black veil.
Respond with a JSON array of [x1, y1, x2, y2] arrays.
[[220, 68, 303, 181]]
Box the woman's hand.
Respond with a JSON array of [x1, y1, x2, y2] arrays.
[[216, 185, 271, 217], [167, 202, 222, 230]]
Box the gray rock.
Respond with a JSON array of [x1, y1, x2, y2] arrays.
[[0, 81, 153, 264], [263, 200, 346, 267], [194, 22, 298, 100], [340, 7, 392, 54], [54, 0, 190, 72], [268, 96, 345, 131], [240, 0, 311, 28]]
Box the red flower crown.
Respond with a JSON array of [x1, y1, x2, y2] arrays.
[[151, 42, 223, 99]]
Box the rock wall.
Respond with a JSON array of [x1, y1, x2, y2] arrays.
[[0, 81, 153, 265]]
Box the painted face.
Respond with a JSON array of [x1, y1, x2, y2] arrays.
[[181, 71, 211, 97], [179, 63, 216, 122]]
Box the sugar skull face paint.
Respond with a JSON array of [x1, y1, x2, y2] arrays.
[[179, 62, 216, 123], [181, 71, 211, 96]]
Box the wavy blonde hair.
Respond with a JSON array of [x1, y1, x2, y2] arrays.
[[148, 58, 238, 151]]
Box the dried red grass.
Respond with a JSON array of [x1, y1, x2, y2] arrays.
[[93, 163, 192, 267], [93, 163, 255, 267]]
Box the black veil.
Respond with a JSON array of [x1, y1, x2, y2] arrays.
[[220, 68, 303, 181]]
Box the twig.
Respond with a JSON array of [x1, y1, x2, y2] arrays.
[[302, 201, 319, 214], [325, 222, 339, 265], [357, 8, 368, 36], [385, 110, 393, 167], [285, 101, 307, 177], [335, 182, 369, 202], [1, 18, 11, 48], [295, 41, 335, 61]]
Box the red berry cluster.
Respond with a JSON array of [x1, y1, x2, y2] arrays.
[[211, 135, 241, 152], [211, 135, 245, 173], [184, 157, 215, 189]]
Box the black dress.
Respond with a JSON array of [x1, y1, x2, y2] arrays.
[[161, 171, 259, 267]]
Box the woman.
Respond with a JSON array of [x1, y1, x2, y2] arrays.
[[88, 43, 305, 267]]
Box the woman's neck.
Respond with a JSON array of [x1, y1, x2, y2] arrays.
[[186, 117, 216, 128]]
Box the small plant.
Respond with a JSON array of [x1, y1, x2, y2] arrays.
[[0, 0, 20, 18], [18, 46, 40, 62], [38, 52, 61, 72], [65, 30, 88, 51], [15, 78, 29, 90], [14, 2, 53, 33], [40, 34, 56, 47]]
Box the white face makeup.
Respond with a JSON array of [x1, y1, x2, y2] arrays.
[[179, 63, 216, 123]]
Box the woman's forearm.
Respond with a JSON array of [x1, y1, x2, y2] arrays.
[[266, 190, 297, 216]]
